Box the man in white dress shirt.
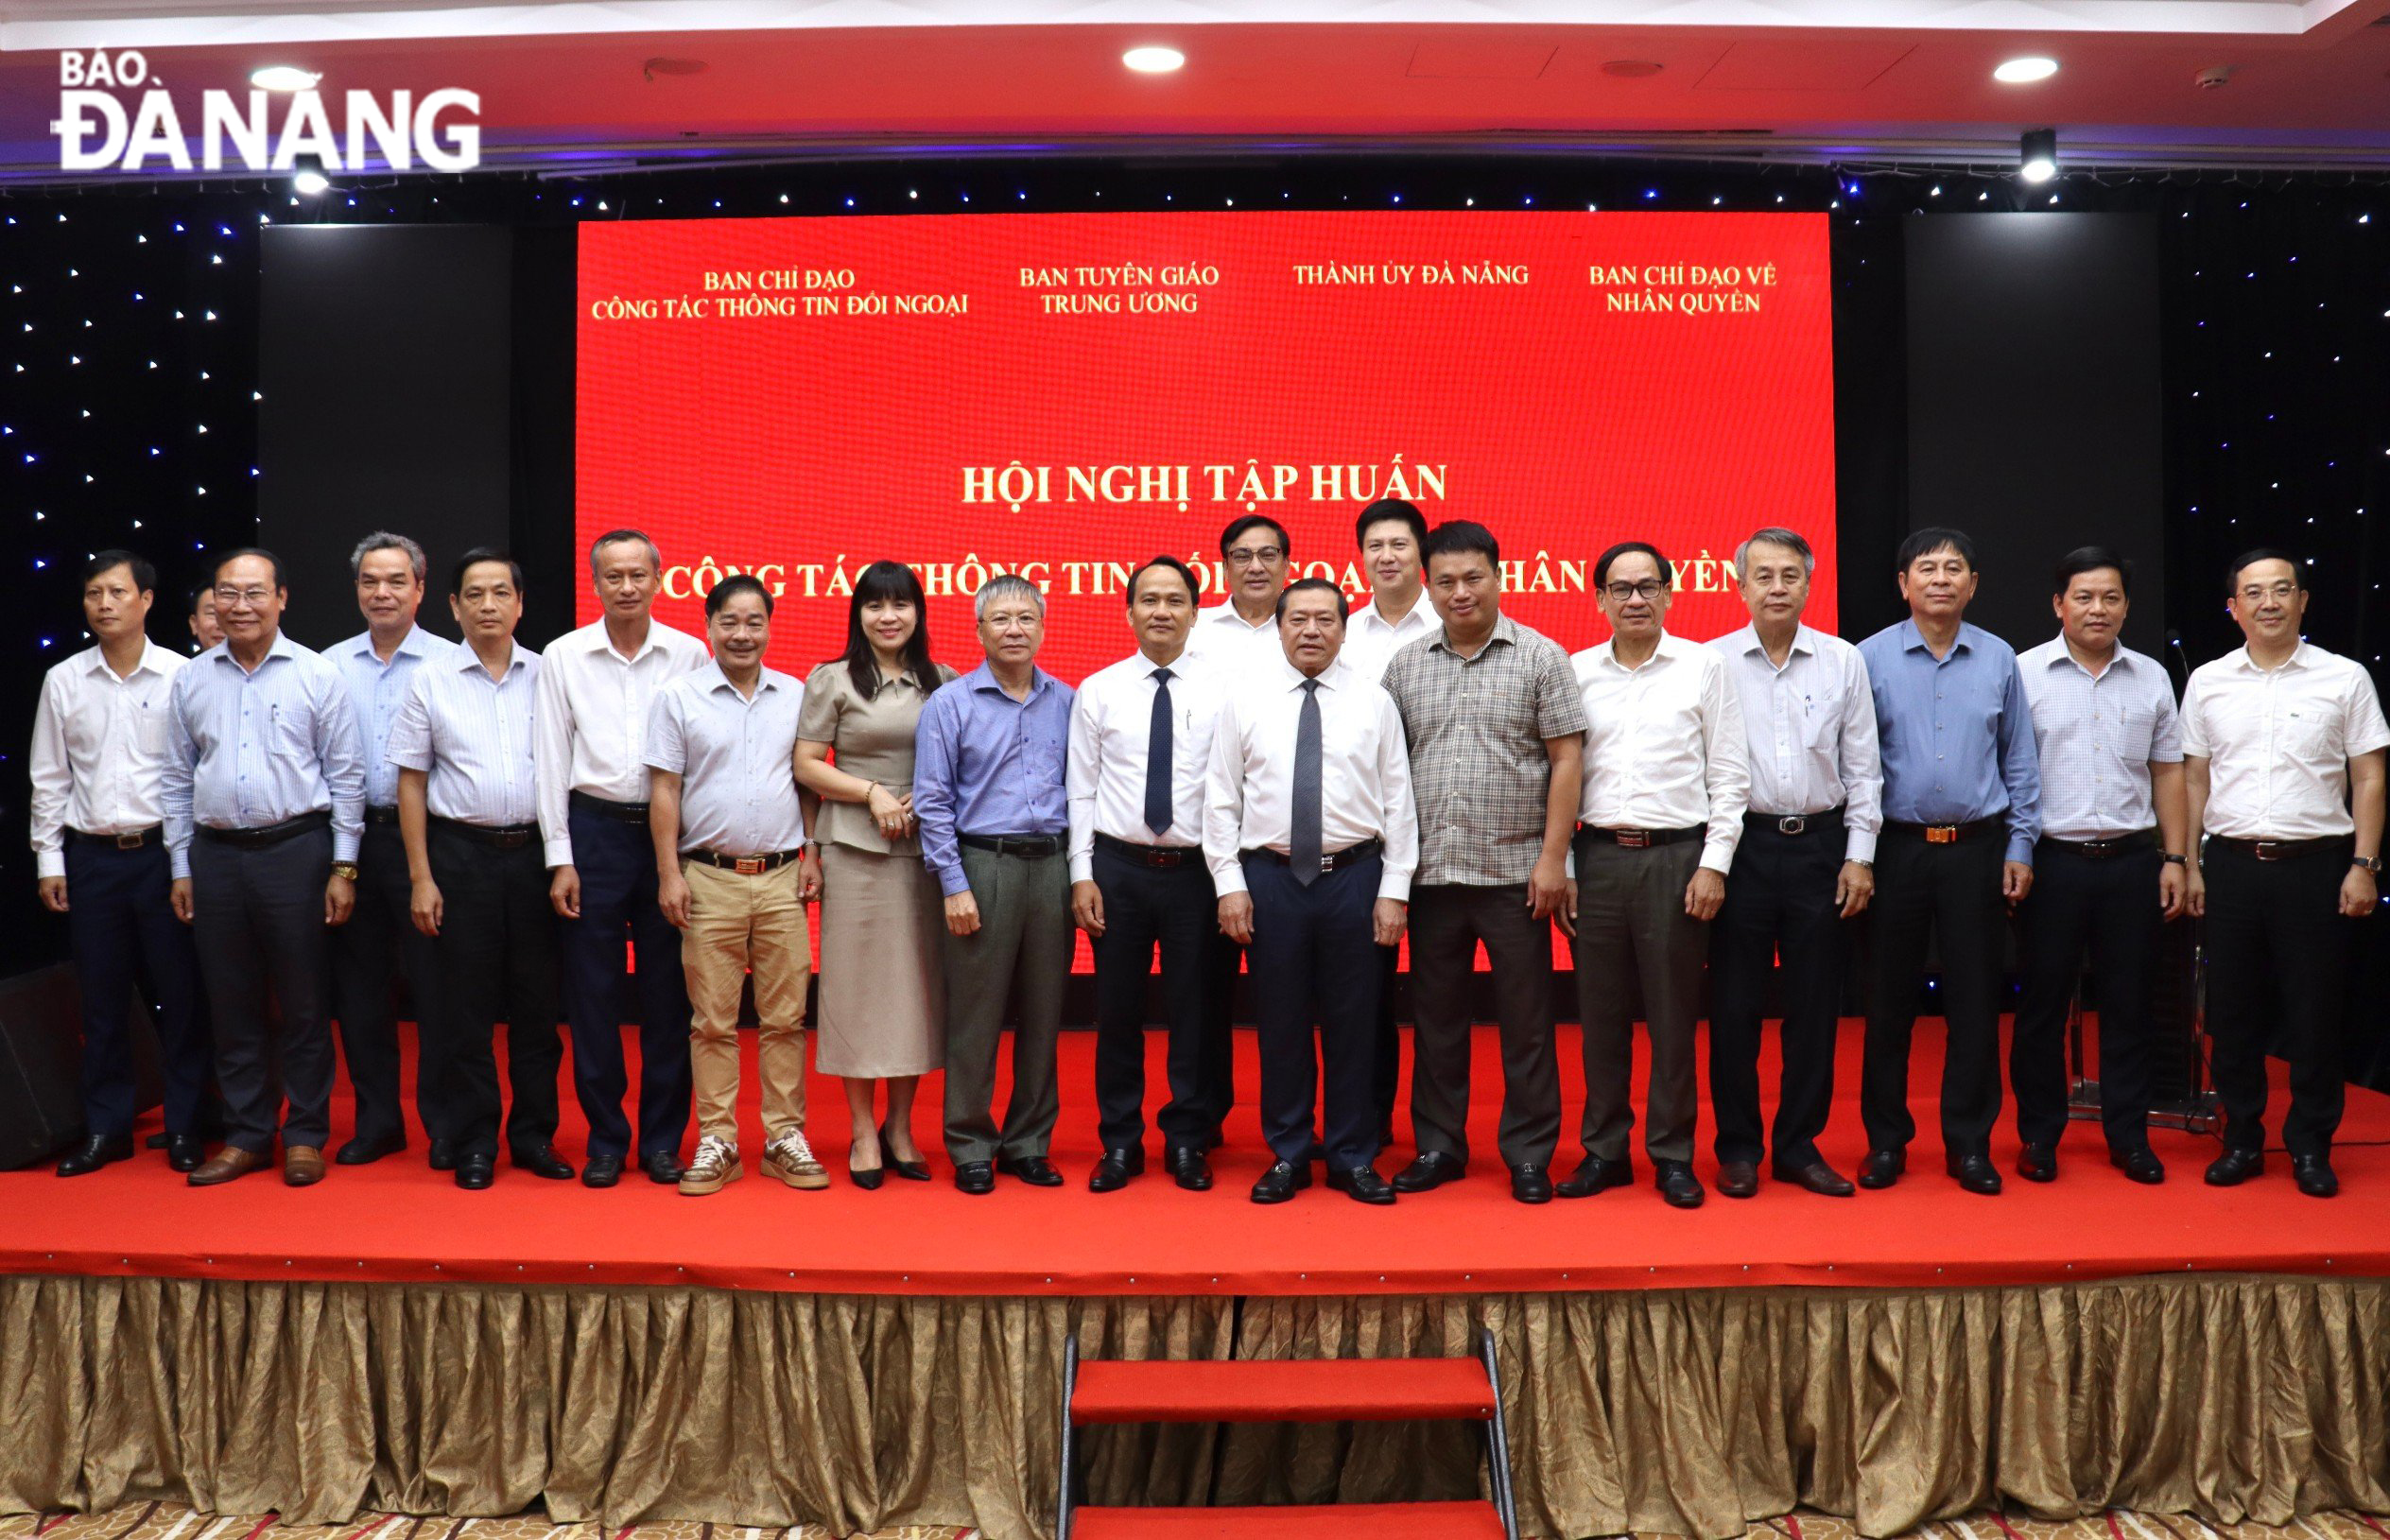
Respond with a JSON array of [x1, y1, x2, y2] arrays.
[[2185, 548, 2387, 1198], [2014, 546, 2189, 1186], [536, 528, 708, 1188], [1070, 556, 1229, 1193], [1707, 528, 1879, 1201], [648, 575, 826, 1199], [1562, 542, 1750, 1209], [29, 549, 214, 1176], [1182, 512, 1294, 679], [389, 548, 570, 1190], [1205, 578, 1419, 1205]]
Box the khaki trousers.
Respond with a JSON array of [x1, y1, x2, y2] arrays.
[[682, 858, 811, 1145]]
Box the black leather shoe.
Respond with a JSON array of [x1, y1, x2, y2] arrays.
[[165, 1133, 207, 1173], [2205, 1148, 2264, 1186], [1250, 1159, 1312, 1203], [1555, 1153, 1634, 1198], [1088, 1147, 1144, 1192], [878, 1131, 931, 1182], [954, 1160, 996, 1195], [1393, 1151, 1465, 1193], [2108, 1147, 2165, 1185], [641, 1150, 684, 1185], [1947, 1152, 2002, 1195], [581, 1154, 624, 1188], [2294, 1152, 2339, 1198], [1857, 1149, 1906, 1189], [1654, 1160, 1706, 1209], [511, 1142, 576, 1181], [1326, 1164, 1396, 1204], [56, 1133, 134, 1177], [1716, 1160, 1759, 1199], [427, 1138, 459, 1172], [1510, 1164, 1552, 1204], [997, 1153, 1065, 1186], [455, 1153, 495, 1190], [336, 1130, 406, 1166], [2017, 1144, 2058, 1183], [1166, 1146, 1214, 1191], [1773, 1159, 1856, 1197]]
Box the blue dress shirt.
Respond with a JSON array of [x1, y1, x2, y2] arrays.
[[334, 625, 456, 808], [912, 662, 1075, 897], [163, 632, 368, 878], [1857, 618, 2042, 863]]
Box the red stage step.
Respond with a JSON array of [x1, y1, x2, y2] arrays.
[[1071, 1501, 1509, 1539], [1070, 1357, 1498, 1424]]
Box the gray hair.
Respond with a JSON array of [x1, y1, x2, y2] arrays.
[[588, 528, 663, 580], [350, 530, 427, 584], [973, 573, 1046, 621], [1734, 527, 1815, 578]]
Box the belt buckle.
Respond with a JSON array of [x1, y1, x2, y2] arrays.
[[114, 832, 145, 850], [734, 856, 769, 876], [2253, 841, 2284, 862], [1777, 816, 1807, 837], [1319, 852, 1338, 871], [1925, 824, 1959, 845], [1616, 829, 1651, 849]]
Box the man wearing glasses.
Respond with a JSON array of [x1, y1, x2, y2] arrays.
[[1183, 514, 1295, 679]]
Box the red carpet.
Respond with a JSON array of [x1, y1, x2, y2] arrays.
[[4, 1019, 2387, 1295]]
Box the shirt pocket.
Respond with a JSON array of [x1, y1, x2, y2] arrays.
[[1802, 689, 1844, 753], [132, 702, 170, 756], [272, 702, 318, 758], [2287, 707, 2339, 759]]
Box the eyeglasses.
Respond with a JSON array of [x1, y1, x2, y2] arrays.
[[2237, 582, 2298, 603], [1226, 545, 1286, 567], [213, 586, 273, 607], [1602, 580, 1668, 603]]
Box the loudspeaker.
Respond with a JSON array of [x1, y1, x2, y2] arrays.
[[0, 963, 160, 1169]]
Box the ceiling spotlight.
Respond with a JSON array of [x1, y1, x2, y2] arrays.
[[1122, 45, 1185, 73], [2018, 128, 2057, 183], [250, 64, 320, 92], [292, 156, 330, 196], [1993, 56, 2058, 83]]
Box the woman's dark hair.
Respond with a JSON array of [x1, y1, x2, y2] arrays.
[[839, 560, 941, 700]]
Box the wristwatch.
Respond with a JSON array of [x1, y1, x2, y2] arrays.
[[330, 862, 360, 881], [2161, 853, 2190, 867], [2353, 856, 2383, 874]]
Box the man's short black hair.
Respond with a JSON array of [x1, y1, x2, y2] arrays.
[[2225, 547, 2304, 594], [1896, 527, 1980, 573], [1125, 555, 1200, 607], [1220, 513, 1290, 560], [1355, 498, 1427, 550], [81, 548, 156, 594], [704, 573, 775, 618], [1421, 520, 1500, 572], [2052, 545, 2131, 597], [211, 547, 286, 591], [1274, 577, 1349, 623], [1594, 541, 1673, 590], [451, 546, 526, 597]]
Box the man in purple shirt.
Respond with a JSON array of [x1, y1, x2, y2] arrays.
[[913, 575, 1077, 1194]]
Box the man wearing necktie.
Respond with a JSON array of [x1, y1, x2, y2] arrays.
[[1204, 579, 1420, 1205], [1069, 557, 1230, 1192]]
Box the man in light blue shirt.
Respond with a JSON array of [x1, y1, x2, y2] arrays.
[[1854, 527, 2040, 1197], [913, 575, 1075, 1192], [328, 531, 458, 1168], [165, 547, 367, 1187]]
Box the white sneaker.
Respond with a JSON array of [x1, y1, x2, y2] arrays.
[[678, 1134, 742, 1195], [764, 1128, 830, 1190]]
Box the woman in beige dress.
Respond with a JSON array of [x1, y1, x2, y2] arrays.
[[796, 561, 956, 1187]]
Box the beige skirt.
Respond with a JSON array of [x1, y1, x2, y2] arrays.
[[815, 842, 947, 1078]]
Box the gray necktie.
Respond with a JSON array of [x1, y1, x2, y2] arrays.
[[1290, 679, 1324, 886]]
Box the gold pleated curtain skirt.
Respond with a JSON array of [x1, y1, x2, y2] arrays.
[[5, 1274, 2387, 1540]]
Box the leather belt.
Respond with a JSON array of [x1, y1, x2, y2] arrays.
[[686, 847, 805, 875], [195, 810, 332, 848], [1743, 807, 1843, 838], [432, 817, 539, 850], [569, 790, 651, 824], [1245, 838, 1383, 872], [1578, 824, 1704, 849], [1096, 832, 1203, 869], [365, 805, 401, 826], [1886, 816, 2004, 845], [70, 824, 164, 851], [961, 833, 1065, 859], [2208, 835, 2349, 862], [2041, 829, 2159, 860]]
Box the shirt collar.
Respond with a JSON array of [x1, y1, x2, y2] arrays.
[[1204, 602, 1277, 634], [345, 625, 435, 662], [2232, 641, 2310, 673], [583, 618, 677, 665], [1594, 630, 1684, 671], [965, 660, 1055, 701], [1357, 594, 1429, 633], [697, 660, 785, 696], [1732, 624, 1815, 661], [1134, 649, 1187, 682], [1897, 617, 1972, 656], [1430, 612, 1520, 656], [1282, 657, 1349, 691], [85, 640, 169, 681], [213, 631, 299, 673], [452, 641, 531, 677], [2037, 635, 2140, 676]]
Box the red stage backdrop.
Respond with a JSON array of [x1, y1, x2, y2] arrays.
[[575, 211, 1836, 674]]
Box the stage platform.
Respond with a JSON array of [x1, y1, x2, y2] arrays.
[[4, 1020, 2387, 1296]]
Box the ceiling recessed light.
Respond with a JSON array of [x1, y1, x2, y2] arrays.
[[1122, 45, 1185, 73], [250, 64, 320, 92], [1993, 56, 2059, 83]]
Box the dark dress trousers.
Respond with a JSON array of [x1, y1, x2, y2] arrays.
[[330, 815, 447, 1145], [429, 819, 563, 1158], [558, 793, 693, 1161], [64, 832, 213, 1138]]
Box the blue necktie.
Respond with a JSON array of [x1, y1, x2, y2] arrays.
[[1291, 679, 1324, 886], [1145, 666, 1175, 837]]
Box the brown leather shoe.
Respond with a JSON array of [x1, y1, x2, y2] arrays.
[[187, 1146, 269, 1187], [1716, 1160, 1760, 1199], [284, 1145, 327, 1187]]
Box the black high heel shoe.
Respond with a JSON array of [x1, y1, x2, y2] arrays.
[[848, 1145, 885, 1190], [879, 1128, 932, 1182]]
